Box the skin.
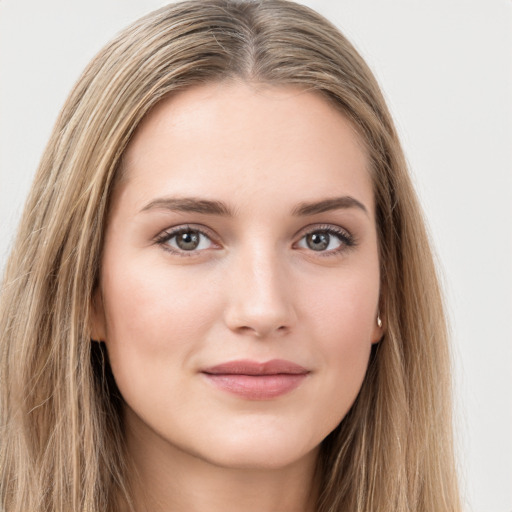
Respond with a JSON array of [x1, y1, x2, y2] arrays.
[[92, 81, 383, 512]]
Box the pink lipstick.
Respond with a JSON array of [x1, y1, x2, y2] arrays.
[[201, 359, 309, 400]]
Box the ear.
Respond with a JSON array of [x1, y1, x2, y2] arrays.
[[90, 288, 107, 342]]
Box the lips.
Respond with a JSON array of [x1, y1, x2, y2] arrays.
[[201, 359, 309, 400]]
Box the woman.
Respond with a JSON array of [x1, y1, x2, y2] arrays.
[[0, 1, 461, 511]]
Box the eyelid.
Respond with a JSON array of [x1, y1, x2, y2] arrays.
[[293, 223, 356, 255], [153, 222, 356, 258], [154, 224, 221, 256]]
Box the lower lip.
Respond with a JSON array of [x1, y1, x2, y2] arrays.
[[202, 373, 308, 400]]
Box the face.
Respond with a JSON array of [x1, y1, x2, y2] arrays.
[[92, 82, 383, 471]]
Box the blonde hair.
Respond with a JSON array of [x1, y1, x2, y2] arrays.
[[0, 1, 461, 510]]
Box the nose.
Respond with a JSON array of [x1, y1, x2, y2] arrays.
[[223, 245, 297, 338]]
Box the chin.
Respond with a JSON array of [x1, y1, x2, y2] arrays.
[[202, 444, 317, 471], [188, 422, 323, 471]]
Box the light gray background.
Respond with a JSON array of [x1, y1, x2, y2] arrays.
[[1, 1, 511, 511]]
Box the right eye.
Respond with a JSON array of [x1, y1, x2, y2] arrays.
[[155, 227, 216, 255]]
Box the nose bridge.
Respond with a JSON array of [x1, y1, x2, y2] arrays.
[[224, 239, 295, 337]]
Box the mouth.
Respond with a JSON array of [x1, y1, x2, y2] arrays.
[[201, 359, 310, 400]]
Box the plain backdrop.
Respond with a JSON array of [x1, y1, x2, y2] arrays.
[[1, 1, 511, 511]]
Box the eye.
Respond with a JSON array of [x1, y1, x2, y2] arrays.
[[296, 226, 354, 253], [155, 226, 216, 254]]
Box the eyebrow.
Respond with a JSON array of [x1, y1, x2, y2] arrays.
[[140, 195, 368, 217], [292, 196, 368, 216], [140, 197, 234, 216]]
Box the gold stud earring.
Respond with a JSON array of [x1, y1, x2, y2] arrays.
[[377, 315, 382, 328]]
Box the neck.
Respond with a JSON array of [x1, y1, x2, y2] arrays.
[[123, 414, 320, 512]]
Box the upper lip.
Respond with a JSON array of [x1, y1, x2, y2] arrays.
[[202, 359, 309, 376]]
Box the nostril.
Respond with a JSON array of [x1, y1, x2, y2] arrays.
[[233, 324, 290, 338]]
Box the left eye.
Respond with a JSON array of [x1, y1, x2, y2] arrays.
[[296, 229, 348, 252], [160, 228, 214, 252]]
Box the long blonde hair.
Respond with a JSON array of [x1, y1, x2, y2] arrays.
[[0, 1, 460, 510]]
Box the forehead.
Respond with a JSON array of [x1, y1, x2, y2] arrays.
[[118, 81, 374, 215]]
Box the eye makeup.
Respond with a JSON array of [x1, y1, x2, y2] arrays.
[[296, 225, 355, 252], [154, 224, 220, 257], [153, 222, 356, 258]]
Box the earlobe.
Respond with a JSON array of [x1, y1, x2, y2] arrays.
[[371, 312, 385, 344], [90, 289, 107, 342]]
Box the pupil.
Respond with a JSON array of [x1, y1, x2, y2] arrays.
[[177, 231, 200, 250], [307, 232, 329, 251]]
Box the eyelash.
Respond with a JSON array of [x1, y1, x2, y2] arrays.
[[154, 225, 217, 257], [298, 224, 356, 256], [154, 223, 356, 257]]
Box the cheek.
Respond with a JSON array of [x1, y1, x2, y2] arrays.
[[304, 264, 379, 345], [99, 254, 221, 386], [103, 251, 217, 334], [300, 267, 378, 413]]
